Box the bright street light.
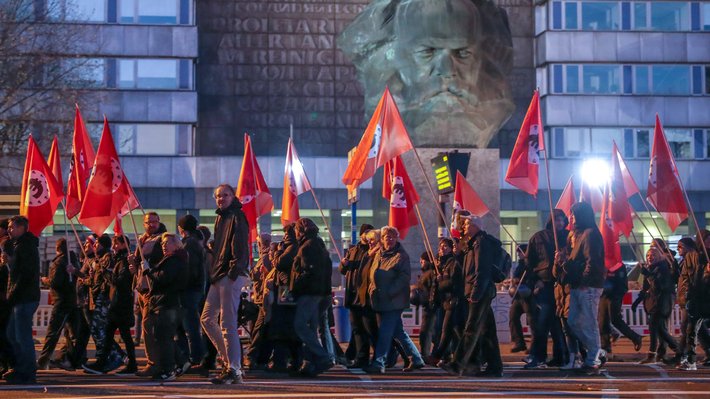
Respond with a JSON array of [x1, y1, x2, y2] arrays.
[[580, 158, 611, 188]]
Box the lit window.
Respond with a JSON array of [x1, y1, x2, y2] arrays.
[[581, 2, 620, 30], [563, 128, 590, 158], [651, 2, 690, 31], [652, 66, 690, 95], [120, 0, 182, 24], [589, 128, 623, 156], [583, 65, 621, 94]]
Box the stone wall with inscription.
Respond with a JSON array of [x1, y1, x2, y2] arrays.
[[197, 0, 370, 157], [196, 0, 534, 157]]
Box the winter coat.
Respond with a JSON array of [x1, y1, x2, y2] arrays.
[[436, 253, 464, 310], [290, 234, 332, 297], [526, 228, 568, 283], [108, 250, 135, 325], [211, 200, 250, 283], [182, 231, 206, 292], [274, 234, 298, 288], [146, 250, 189, 312], [7, 232, 40, 305], [48, 253, 77, 310], [354, 253, 374, 308], [461, 230, 497, 303], [339, 241, 369, 308], [368, 242, 411, 312], [678, 251, 707, 317], [132, 229, 165, 294], [552, 255, 571, 318], [416, 262, 438, 308], [640, 261, 674, 317], [250, 249, 271, 305], [90, 252, 113, 310], [602, 265, 629, 300], [567, 228, 605, 289]]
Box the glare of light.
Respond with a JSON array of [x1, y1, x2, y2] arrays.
[[580, 158, 611, 188]]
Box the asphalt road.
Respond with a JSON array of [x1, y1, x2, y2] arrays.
[[3, 343, 710, 398]]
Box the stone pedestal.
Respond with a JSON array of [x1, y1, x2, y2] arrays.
[[392, 148, 500, 277]]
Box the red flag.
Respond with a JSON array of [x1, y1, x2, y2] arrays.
[[113, 216, 124, 236], [65, 106, 96, 219], [613, 144, 640, 198], [47, 136, 64, 195], [451, 171, 490, 238], [237, 133, 274, 240], [20, 136, 64, 235], [579, 181, 604, 213], [600, 183, 623, 271], [78, 117, 136, 235], [382, 156, 419, 239], [609, 142, 634, 237], [555, 177, 576, 218], [647, 115, 688, 232], [505, 90, 544, 197], [342, 87, 414, 189], [282, 138, 312, 226]]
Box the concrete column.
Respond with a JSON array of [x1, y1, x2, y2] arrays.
[[328, 209, 343, 256]]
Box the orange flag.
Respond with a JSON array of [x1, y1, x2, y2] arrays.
[[282, 138, 312, 226], [647, 115, 688, 232], [555, 177, 576, 218], [47, 136, 64, 195], [505, 90, 543, 197], [237, 133, 274, 240], [600, 183, 623, 271], [613, 144, 640, 198], [20, 136, 64, 235], [609, 141, 634, 237], [65, 106, 96, 219], [79, 117, 137, 235], [342, 87, 414, 189], [383, 156, 419, 239]]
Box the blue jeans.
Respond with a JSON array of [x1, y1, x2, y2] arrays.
[[178, 290, 205, 364], [372, 309, 423, 369], [7, 301, 39, 378], [294, 295, 330, 363], [568, 287, 603, 367], [319, 297, 335, 362]]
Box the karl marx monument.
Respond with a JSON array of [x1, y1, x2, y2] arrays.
[[338, 0, 515, 149]]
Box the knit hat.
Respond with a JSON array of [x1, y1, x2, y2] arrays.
[[360, 223, 375, 236]]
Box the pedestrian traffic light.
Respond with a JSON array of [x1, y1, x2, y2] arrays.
[[430, 151, 471, 195]]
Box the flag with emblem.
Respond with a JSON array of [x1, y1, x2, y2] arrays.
[[505, 90, 543, 197], [647, 115, 688, 232], [451, 171, 490, 238], [237, 133, 274, 240], [65, 105, 96, 219], [79, 117, 136, 235], [342, 86, 414, 189], [20, 135, 64, 235], [282, 138, 312, 226], [383, 156, 419, 239]]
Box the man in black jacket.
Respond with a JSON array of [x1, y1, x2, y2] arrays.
[[4, 216, 40, 384], [200, 184, 250, 384], [430, 238, 464, 365], [442, 212, 502, 377], [0, 218, 12, 375], [599, 263, 642, 358]]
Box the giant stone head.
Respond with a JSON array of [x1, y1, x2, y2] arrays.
[[339, 0, 515, 148]]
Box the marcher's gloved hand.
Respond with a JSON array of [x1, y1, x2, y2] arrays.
[[554, 251, 567, 264]]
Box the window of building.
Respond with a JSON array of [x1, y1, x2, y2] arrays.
[[566, 65, 579, 92], [665, 129, 693, 159], [583, 65, 621, 94], [50, 0, 106, 22], [62, 58, 106, 88], [90, 123, 193, 155], [652, 66, 690, 95], [120, 0, 188, 24], [706, 130, 710, 158], [581, 1, 620, 30], [704, 3, 710, 30], [117, 59, 182, 89], [589, 128, 623, 156], [633, 2, 648, 29], [565, 2, 578, 29], [706, 66, 710, 94], [635, 129, 651, 158], [651, 2, 690, 31], [634, 66, 650, 94]]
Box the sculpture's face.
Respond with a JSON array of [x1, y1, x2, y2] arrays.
[[394, 0, 482, 115]]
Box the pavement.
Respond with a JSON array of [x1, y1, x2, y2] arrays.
[[2, 340, 710, 398]]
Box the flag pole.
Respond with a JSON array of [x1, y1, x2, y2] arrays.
[[635, 193, 665, 240], [541, 148, 559, 252], [248, 133, 261, 238], [309, 189, 343, 262], [675, 175, 710, 261], [414, 204, 437, 274], [65, 213, 87, 260], [626, 231, 645, 264]]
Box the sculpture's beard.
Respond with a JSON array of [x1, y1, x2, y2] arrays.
[[402, 79, 479, 114]]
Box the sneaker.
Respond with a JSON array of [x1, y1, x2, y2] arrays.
[[50, 359, 75, 371], [152, 370, 177, 381], [574, 365, 600, 376], [363, 364, 385, 374], [115, 363, 138, 375], [439, 361, 462, 376], [523, 361, 547, 370], [82, 362, 107, 375], [598, 351, 607, 367], [677, 359, 697, 371], [104, 356, 124, 373], [210, 367, 242, 384], [403, 360, 425, 372], [560, 358, 582, 371], [638, 354, 658, 365], [175, 361, 191, 377]]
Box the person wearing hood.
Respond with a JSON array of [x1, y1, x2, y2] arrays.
[[555, 202, 605, 376], [599, 258, 642, 359], [429, 238, 464, 366], [364, 226, 425, 374], [523, 209, 569, 369], [416, 251, 439, 361], [339, 223, 374, 368], [37, 238, 79, 370], [290, 218, 334, 377], [200, 184, 250, 384], [4, 216, 40, 384], [0, 218, 11, 376]]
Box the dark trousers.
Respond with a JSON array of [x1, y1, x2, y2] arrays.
[[6, 301, 39, 379], [348, 306, 370, 363], [38, 303, 78, 366], [419, 306, 438, 358], [647, 313, 677, 356], [145, 307, 179, 374], [247, 306, 273, 365], [679, 308, 710, 362], [453, 296, 502, 372], [177, 290, 205, 364], [599, 295, 641, 353], [0, 303, 13, 368], [431, 301, 466, 360], [99, 316, 136, 367], [509, 296, 533, 348], [530, 284, 567, 363]]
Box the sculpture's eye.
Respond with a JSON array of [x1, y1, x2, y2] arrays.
[[455, 48, 472, 59], [415, 47, 435, 59]]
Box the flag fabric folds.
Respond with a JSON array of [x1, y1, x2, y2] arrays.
[[614, 145, 640, 198], [600, 183, 623, 271], [65, 106, 96, 219], [504, 90, 544, 197], [382, 156, 419, 239], [79, 118, 139, 235], [555, 177, 576, 218], [647, 115, 688, 232], [579, 181, 604, 213], [609, 142, 634, 237], [342, 87, 414, 189], [20, 136, 64, 235], [47, 136, 64, 195], [451, 171, 490, 238], [282, 138, 312, 226], [237, 133, 274, 240]]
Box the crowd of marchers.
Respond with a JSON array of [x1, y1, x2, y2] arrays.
[[2, 192, 710, 385]]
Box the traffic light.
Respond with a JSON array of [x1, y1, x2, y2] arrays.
[[430, 151, 471, 195]]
